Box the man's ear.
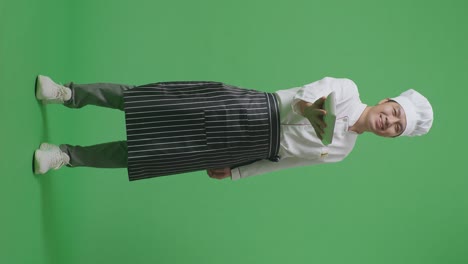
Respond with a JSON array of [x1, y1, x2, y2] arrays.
[[377, 98, 391, 105]]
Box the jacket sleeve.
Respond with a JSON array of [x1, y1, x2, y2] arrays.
[[230, 157, 323, 180]]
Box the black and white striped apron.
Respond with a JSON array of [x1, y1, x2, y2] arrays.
[[123, 81, 280, 181]]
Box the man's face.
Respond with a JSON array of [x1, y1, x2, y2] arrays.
[[366, 100, 407, 137]]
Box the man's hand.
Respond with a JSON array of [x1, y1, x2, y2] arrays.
[[207, 167, 231, 180], [301, 97, 327, 140]]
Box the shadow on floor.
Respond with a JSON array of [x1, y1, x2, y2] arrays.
[[33, 99, 60, 264]]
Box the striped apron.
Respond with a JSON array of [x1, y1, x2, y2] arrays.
[[122, 81, 280, 181]]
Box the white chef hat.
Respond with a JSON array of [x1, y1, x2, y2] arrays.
[[390, 89, 433, 137]]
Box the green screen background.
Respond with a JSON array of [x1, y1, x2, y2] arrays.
[[1, 0, 467, 263]]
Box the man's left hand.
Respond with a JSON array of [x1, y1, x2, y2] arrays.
[[207, 167, 231, 180]]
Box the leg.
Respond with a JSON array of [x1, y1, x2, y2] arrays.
[[59, 141, 128, 168], [63, 82, 137, 111]]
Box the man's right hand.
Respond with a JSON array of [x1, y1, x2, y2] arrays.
[[301, 97, 327, 140]]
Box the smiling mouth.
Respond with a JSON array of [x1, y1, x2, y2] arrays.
[[378, 115, 384, 130]]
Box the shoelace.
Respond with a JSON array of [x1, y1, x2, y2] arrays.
[[51, 151, 71, 170], [54, 82, 68, 102]]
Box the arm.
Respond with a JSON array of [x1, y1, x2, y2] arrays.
[[230, 157, 323, 180], [206, 157, 320, 181], [290, 77, 335, 115], [292, 77, 356, 140], [291, 77, 358, 115]]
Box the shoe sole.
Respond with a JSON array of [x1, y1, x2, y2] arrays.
[[32, 150, 36, 174], [35, 75, 47, 105], [33, 149, 40, 174]]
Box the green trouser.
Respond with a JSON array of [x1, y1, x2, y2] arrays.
[[59, 81, 137, 168]]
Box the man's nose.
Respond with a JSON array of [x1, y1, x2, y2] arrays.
[[386, 115, 400, 126]]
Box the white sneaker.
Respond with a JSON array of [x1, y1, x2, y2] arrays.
[[35, 75, 72, 104], [34, 143, 71, 174], [39, 142, 60, 151]]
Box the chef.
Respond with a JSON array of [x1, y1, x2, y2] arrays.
[[33, 76, 433, 181]]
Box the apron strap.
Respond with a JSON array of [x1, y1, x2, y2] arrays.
[[266, 93, 281, 162]]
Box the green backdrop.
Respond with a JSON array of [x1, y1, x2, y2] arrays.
[[1, 0, 466, 263]]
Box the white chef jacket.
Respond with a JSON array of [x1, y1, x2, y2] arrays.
[[230, 77, 368, 180]]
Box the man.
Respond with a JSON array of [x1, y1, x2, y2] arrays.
[[208, 77, 433, 180], [33, 76, 433, 181]]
